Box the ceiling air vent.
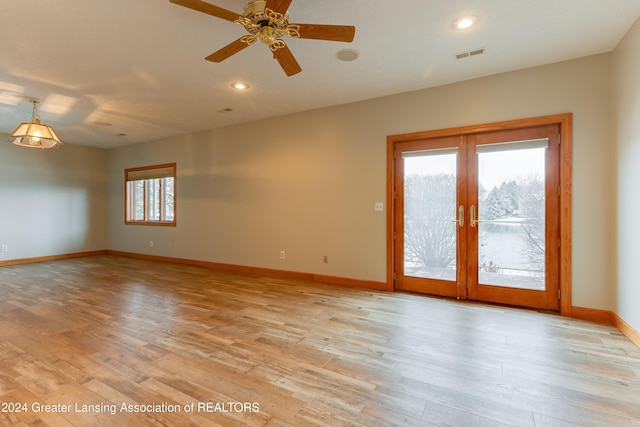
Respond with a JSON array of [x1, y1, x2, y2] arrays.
[[455, 48, 485, 60]]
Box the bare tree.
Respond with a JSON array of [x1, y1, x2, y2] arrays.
[[517, 177, 545, 272], [404, 174, 457, 269]]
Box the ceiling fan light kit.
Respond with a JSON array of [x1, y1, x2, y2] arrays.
[[170, 0, 356, 76], [236, 1, 300, 50]]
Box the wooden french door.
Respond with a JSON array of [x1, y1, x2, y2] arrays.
[[393, 123, 561, 310]]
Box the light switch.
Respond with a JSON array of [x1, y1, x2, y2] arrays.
[[374, 202, 384, 212]]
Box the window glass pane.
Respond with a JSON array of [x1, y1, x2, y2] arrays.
[[163, 177, 175, 221], [403, 152, 458, 281], [147, 179, 160, 221], [133, 181, 145, 221], [477, 146, 546, 290]]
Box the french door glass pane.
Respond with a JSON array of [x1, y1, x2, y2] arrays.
[[403, 151, 457, 281], [477, 144, 546, 290]]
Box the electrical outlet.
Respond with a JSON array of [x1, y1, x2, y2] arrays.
[[374, 202, 384, 212], [279, 250, 285, 259], [323, 255, 329, 264], [149, 240, 154, 248], [1, 244, 8, 252]]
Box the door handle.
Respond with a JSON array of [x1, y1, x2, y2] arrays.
[[470, 205, 477, 227], [452, 205, 464, 227]]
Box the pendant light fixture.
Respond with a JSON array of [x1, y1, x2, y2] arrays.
[[7, 99, 63, 149]]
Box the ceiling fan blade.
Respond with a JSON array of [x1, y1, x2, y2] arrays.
[[265, 0, 293, 14], [170, 0, 240, 22], [294, 23, 356, 42], [205, 39, 250, 62], [274, 45, 302, 76]]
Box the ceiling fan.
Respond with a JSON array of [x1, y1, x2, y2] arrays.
[[170, 0, 356, 76]]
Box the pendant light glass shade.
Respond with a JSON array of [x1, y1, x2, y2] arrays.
[[7, 100, 62, 149]]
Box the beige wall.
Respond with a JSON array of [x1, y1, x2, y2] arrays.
[[0, 138, 108, 260], [613, 17, 640, 333], [107, 54, 613, 310]]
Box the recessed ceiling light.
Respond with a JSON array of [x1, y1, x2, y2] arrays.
[[453, 15, 477, 30], [335, 49, 360, 62], [231, 82, 249, 90]]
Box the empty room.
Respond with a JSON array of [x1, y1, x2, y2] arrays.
[[1, 1, 640, 425]]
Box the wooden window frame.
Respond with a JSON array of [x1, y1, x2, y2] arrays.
[[124, 163, 176, 227]]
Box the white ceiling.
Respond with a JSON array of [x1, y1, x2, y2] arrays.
[[1, 0, 639, 149]]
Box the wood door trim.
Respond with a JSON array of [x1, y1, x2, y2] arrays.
[[386, 113, 573, 316]]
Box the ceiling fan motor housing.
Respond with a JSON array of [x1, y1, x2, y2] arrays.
[[242, 0, 290, 34]]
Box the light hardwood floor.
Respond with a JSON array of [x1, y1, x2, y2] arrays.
[[1, 256, 639, 426]]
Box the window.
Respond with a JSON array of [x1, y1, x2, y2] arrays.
[[125, 163, 176, 226]]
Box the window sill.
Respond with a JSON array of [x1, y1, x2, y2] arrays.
[[125, 221, 176, 227]]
